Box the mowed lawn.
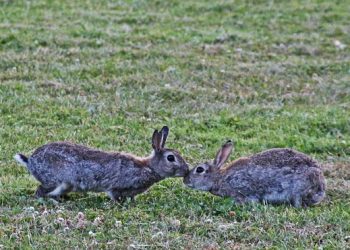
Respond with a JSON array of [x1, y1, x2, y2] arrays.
[[1, 0, 349, 248]]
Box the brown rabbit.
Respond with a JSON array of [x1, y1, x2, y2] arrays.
[[15, 126, 189, 202], [184, 141, 326, 207]]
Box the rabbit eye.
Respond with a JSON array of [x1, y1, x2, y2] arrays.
[[196, 166, 205, 173], [167, 155, 175, 162]]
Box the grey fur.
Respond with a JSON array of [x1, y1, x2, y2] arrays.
[[184, 141, 326, 207], [15, 126, 189, 201]]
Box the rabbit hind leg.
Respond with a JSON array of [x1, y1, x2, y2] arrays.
[[35, 185, 56, 198], [47, 183, 72, 199]]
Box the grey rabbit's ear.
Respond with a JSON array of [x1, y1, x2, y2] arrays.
[[152, 129, 162, 152], [213, 140, 234, 168], [160, 126, 169, 148]]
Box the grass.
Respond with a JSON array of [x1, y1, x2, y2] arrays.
[[0, 0, 349, 248]]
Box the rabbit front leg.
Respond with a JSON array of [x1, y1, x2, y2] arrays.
[[291, 195, 302, 208], [245, 196, 260, 204], [120, 187, 148, 199], [106, 189, 127, 202], [107, 187, 149, 202], [106, 189, 120, 201], [232, 196, 260, 205], [228, 190, 259, 205]]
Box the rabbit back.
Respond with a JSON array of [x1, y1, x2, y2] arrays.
[[249, 148, 320, 169]]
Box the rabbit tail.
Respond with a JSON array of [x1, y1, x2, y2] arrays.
[[14, 154, 29, 167]]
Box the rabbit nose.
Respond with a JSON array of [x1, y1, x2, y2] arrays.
[[183, 170, 191, 178]]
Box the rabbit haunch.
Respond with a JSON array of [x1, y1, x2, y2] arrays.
[[184, 141, 326, 207], [14, 126, 189, 201]]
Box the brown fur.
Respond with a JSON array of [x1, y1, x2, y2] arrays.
[[219, 157, 250, 173], [118, 152, 152, 167]]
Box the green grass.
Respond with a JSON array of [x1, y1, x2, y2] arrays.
[[1, 0, 350, 248]]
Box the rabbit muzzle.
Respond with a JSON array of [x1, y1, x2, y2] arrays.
[[183, 174, 193, 187], [174, 168, 189, 177]]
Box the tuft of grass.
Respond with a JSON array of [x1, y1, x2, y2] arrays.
[[1, 0, 349, 248]]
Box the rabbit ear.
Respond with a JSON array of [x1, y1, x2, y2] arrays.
[[152, 129, 162, 152], [213, 140, 234, 169], [160, 126, 169, 148]]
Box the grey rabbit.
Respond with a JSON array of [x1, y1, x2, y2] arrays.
[[14, 126, 189, 202], [184, 140, 326, 207]]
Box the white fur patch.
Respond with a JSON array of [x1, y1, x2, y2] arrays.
[[14, 154, 27, 167], [48, 183, 69, 196]]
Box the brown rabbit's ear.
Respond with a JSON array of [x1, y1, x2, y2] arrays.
[[152, 129, 162, 152], [213, 140, 234, 169], [160, 126, 169, 149]]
